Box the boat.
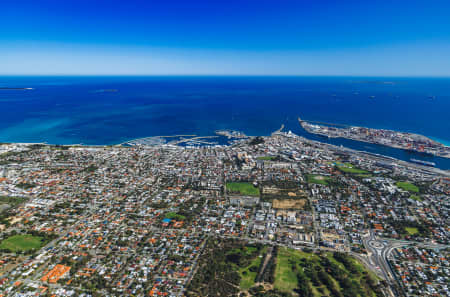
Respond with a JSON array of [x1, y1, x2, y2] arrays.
[[410, 158, 436, 167], [0, 87, 34, 90]]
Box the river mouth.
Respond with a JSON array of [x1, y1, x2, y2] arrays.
[[283, 120, 450, 170]]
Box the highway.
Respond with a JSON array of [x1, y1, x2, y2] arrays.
[[362, 229, 448, 297]]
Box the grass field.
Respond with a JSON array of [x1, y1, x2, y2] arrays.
[[307, 174, 331, 185], [164, 212, 186, 221], [405, 227, 419, 235], [0, 234, 45, 252], [396, 181, 419, 193], [188, 240, 266, 296], [336, 163, 368, 174], [190, 240, 383, 297], [257, 156, 277, 161], [274, 248, 303, 292], [226, 182, 260, 196], [239, 254, 262, 289], [228, 245, 265, 290], [274, 247, 382, 297], [409, 195, 423, 201], [356, 174, 372, 178]]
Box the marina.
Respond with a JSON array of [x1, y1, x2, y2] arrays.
[[1, 76, 450, 170]]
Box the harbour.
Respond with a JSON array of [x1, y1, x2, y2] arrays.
[[298, 117, 450, 158], [0, 76, 449, 170]]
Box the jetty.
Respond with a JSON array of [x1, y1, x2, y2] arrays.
[[271, 124, 285, 136]]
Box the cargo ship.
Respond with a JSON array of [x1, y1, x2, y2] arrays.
[[0, 87, 34, 90], [410, 158, 436, 167]]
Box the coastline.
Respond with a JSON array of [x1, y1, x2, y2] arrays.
[[2, 129, 450, 174], [430, 137, 450, 147], [298, 118, 450, 159], [303, 131, 450, 158]]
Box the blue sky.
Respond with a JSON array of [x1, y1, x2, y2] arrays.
[[1, 0, 450, 76]]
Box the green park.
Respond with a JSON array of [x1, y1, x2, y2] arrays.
[[0, 234, 46, 252], [226, 182, 260, 196]]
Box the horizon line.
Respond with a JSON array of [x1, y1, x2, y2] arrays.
[[1, 74, 450, 78]]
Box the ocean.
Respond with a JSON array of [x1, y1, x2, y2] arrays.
[[0, 76, 449, 169]]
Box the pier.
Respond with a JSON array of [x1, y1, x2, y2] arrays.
[[271, 124, 285, 135], [298, 117, 349, 128]]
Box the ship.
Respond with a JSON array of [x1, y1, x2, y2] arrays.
[[410, 158, 436, 167], [0, 87, 34, 90]]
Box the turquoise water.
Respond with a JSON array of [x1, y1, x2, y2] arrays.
[[0, 76, 449, 168]]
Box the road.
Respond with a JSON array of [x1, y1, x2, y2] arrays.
[[362, 229, 448, 297]]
